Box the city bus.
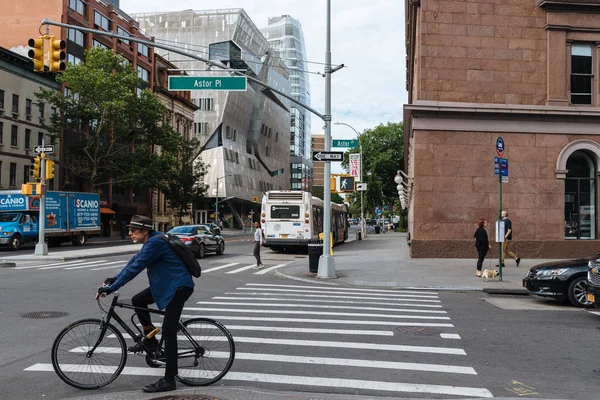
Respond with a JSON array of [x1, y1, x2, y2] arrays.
[[260, 190, 348, 251]]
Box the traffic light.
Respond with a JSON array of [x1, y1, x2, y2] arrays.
[[330, 177, 337, 193], [45, 159, 55, 180], [31, 157, 41, 180], [48, 36, 66, 72], [28, 36, 45, 72], [21, 183, 33, 196], [340, 176, 355, 192]]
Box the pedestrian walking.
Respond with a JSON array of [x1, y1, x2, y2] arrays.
[[474, 218, 491, 277], [252, 221, 265, 269], [501, 210, 521, 267]]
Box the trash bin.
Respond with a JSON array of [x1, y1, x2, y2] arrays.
[[308, 239, 323, 273], [356, 231, 362, 241], [375, 225, 381, 234]]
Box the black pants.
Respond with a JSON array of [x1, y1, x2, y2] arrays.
[[131, 286, 193, 378], [253, 242, 262, 265], [476, 249, 488, 271]]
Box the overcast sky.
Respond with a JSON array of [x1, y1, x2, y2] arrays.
[[121, 0, 406, 152]]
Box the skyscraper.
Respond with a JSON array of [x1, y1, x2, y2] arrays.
[[262, 15, 313, 191]]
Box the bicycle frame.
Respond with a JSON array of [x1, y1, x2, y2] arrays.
[[87, 292, 201, 362]]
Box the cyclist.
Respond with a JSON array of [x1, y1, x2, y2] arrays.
[[96, 215, 194, 393]]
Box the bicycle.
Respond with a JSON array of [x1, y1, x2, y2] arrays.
[[51, 291, 235, 390]]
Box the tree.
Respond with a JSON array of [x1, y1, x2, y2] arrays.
[[35, 48, 180, 192], [341, 122, 404, 216], [310, 186, 345, 204], [163, 136, 209, 223]]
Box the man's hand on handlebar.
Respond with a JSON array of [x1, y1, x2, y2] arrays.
[[95, 285, 113, 299]]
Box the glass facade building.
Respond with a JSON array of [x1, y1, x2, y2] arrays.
[[132, 9, 291, 229], [261, 15, 313, 191]]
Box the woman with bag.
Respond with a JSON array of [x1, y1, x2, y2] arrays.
[[474, 218, 491, 277], [252, 221, 265, 269]]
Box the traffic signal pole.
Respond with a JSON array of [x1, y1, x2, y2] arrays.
[[35, 141, 48, 256]]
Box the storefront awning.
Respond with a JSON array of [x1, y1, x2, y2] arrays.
[[100, 207, 116, 215]]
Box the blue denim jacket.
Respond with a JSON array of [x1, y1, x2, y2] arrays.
[[109, 231, 194, 310]]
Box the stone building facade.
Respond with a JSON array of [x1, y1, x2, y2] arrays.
[[404, 0, 600, 258]]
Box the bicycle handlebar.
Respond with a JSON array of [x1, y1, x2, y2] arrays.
[[96, 289, 119, 314]]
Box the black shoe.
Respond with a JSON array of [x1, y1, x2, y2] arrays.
[[128, 336, 158, 353], [142, 377, 176, 393], [516, 258, 521, 267]]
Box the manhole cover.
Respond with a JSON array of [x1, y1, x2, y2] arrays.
[[20, 311, 70, 319], [151, 396, 226, 400], [395, 327, 440, 336]]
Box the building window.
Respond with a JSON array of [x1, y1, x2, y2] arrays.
[[0, 89, 4, 109], [138, 43, 149, 57], [68, 0, 86, 16], [117, 27, 130, 45], [0, 121, 3, 144], [25, 129, 31, 149], [38, 132, 44, 146], [94, 11, 110, 31], [9, 163, 16, 187], [23, 165, 29, 184], [137, 66, 149, 82], [10, 125, 17, 147], [565, 150, 596, 239], [25, 99, 32, 115], [38, 102, 44, 119], [92, 39, 109, 49], [67, 53, 83, 66], [12, 94, 18, 113], [67, 28, 85, 46], [571, 44, 593, 105]]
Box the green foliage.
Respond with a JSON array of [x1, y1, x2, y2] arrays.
[[34, 48, 181, 191], [341, 122, 404, 216], [310, 186, 345, 204]]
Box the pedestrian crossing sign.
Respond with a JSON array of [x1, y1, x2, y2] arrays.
[[339, 176, 355, 192]]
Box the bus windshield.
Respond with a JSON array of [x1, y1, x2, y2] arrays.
[[270, 205, 300, 219]]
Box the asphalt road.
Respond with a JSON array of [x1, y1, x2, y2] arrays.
[[1, 240, 599, 399]]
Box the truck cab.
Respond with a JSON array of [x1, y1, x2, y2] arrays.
[[0, 211, 38, 250]]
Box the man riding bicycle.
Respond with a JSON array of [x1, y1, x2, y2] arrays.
[[96, 215, 194, 393]]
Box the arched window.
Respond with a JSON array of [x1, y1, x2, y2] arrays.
[[565, 150, 596, 239]]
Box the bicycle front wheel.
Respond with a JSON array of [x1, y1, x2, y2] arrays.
[[51, 318, 127, 389], [177, 317, 235, 386]]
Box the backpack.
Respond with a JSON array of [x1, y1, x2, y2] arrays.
[[160, 233, 201, 278]]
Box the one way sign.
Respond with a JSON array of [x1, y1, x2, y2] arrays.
[[312, 151, 343, 162]]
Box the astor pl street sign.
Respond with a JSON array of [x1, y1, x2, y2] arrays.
[[168, 76, 248, 91], [34, 145, 54, 154], [312, 151, 344, 162], [332, 139, 358, 148]]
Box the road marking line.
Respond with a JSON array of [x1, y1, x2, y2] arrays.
[[202, 263, 239, 273], [226, 264, 256, 274], [195, 302, 447, 314], [235, 287, 439, 299], [441, 333, 461, 339], [180, 314, 454, 328], [23, 364, 492, 397], [225, 291, 441, 303], [65, 260, 125, 270], [253, 264, 287, 274], [183, 307, 449, 320], [246, 283, 438, 295], [12, 260, 84, 269], [213, 296, 443, 308], [92, 264, 126, 271], [38, 260, 107, 270]]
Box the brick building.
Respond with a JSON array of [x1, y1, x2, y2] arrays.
[[404, 0, 600, 258], [311, 133, 325, 187]]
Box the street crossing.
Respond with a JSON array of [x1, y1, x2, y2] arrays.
[[24, 282, 493, 398]]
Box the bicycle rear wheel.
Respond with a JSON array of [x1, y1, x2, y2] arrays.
[[51, 318, 127, 389], [177, 317, 235, 386]]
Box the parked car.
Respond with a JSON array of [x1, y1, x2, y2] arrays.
[[522, 254, 598, 308], [167, 225, 225, 258], [201, 223, 221, 236]]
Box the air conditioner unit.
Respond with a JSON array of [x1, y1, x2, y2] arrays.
[[39, 118, 44, 124], [25, 149, 30, 155], [26, 115, 32, 121], [12, 113, 19, 120], [0, 109, 4, 116]]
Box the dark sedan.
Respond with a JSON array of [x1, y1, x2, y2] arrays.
[[522, 254, 599, 308], [201, 223, 221, 236], [167, 225, 225, 259]]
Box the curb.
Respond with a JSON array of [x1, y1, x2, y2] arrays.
[[0, 248, 140, 262], [0, 261, 16, 268]]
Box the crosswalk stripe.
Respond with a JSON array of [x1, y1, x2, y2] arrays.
[[12, 260, 84, 270], [441, 333, 461, 339], [235, 287, 439, 299], [180, 314, 454, 328], [194, 302, 447, 314], [24, 364, 493, 397], [212, 296, 443, 308], [65, 260, 125, 270], [226, 264, 256, 274], [201, 263, 239, 273], [92, 264, 126, 271], [38, 260, 107, 270], [253, 264, 287, 274], [183, 307, 450, 320], [225, 291, 441, 303], [247, 283, 438, 295]]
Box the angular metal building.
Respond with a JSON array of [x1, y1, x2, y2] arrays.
[[261, 15, 313, 191], [132, 9, 291, 229]]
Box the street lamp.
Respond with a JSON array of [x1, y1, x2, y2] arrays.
[[215, 175, 232, 226], [334, 121, 365, 239]]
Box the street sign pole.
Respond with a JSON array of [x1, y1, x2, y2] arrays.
[[495, 137, 505, 280], [35, 139, 48, 256]]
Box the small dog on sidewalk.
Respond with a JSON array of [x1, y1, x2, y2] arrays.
[[481, 269, 499, 282]]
